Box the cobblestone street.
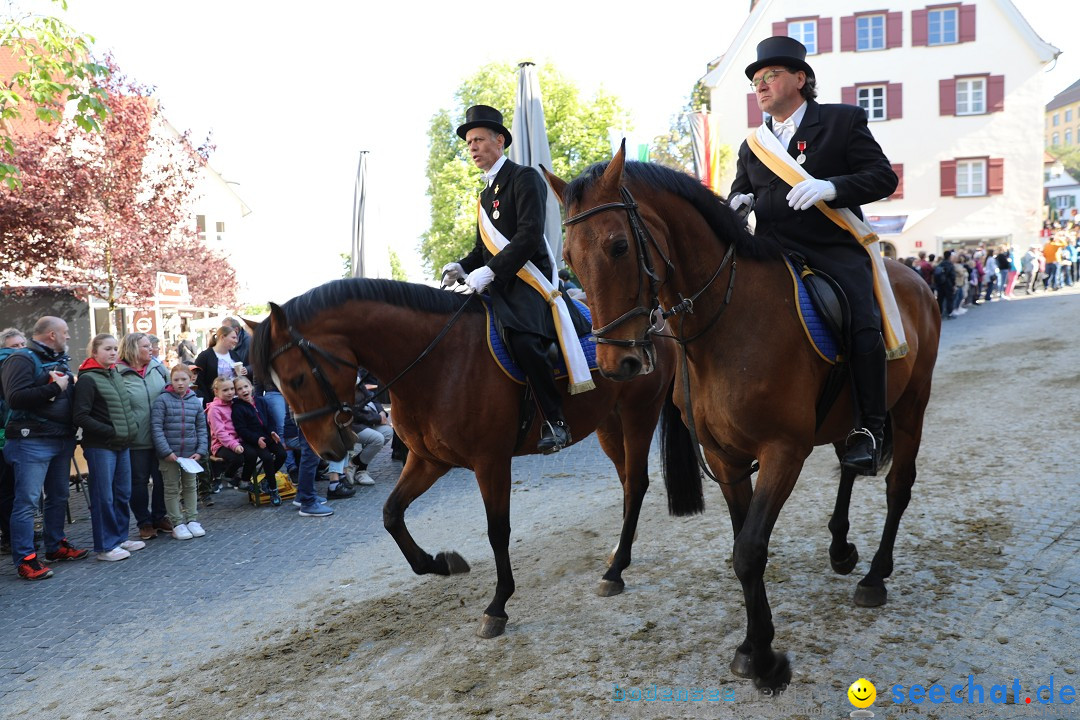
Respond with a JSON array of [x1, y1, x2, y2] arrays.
[[1, 287, 1078, 720]]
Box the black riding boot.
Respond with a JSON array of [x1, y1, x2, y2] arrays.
[[841, 333, 888, 476], [509, 331, 572, 454]]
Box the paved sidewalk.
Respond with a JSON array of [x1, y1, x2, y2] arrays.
[[0, 435, 624, 706]]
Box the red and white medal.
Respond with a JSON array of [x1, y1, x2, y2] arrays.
[[796, 141, 807, 165]]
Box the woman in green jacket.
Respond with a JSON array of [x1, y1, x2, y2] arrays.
[[73, 334, 145, 562]]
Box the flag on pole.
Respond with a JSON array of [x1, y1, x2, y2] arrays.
[[351, 151, 368, 278], [689, 111, 724, 195]]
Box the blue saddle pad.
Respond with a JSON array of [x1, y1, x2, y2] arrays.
[[484, 298, 599, 384], [783, 259, 840, 364]]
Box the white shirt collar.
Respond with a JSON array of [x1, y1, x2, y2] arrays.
[[773, 101, 808, 131], [483, 155, 507, 187]]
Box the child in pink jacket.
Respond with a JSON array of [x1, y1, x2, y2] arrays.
[[206, 376, 256, 491]]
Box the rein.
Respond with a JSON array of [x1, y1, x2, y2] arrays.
[[267, 293, 477, 431], [564, 184, 752, 486]]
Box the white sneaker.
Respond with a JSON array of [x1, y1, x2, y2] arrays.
[[186, 521, 205, 538], [120, 540, 146, 552], [96, 547, 130, 562], [354, 470, 375, 486], [172, 523, 193, 540], [955, 307, 968, 315]]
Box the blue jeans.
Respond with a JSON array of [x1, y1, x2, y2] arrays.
[[128, 447, 166, 527], [296, 433, 321, 506], [83, 446, 132, 553], [263, 391, 295, 470], [4, 436, 74, 564]]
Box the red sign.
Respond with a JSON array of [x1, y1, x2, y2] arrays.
[[914, 241, 923, 248], [131, 310, 157, 336], [156, 272, 190, 305]]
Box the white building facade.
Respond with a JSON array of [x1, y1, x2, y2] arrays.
[[702, 0, 1059, 258]]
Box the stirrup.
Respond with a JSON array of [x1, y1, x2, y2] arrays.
[[845, 427, 876, 450]]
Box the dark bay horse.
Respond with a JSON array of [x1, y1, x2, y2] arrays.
[[249, 278, 682, 638], [545, 146, 940, 690]]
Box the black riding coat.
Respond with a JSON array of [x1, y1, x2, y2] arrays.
[[732, 101, 897, 334], [458, 159, 588, 339]]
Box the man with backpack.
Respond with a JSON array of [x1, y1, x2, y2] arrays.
[[0, 316, 89, 580]]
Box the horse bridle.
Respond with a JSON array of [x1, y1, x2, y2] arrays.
[[269, 326, 357, 446], [563, 183, 751, 487], [562, 185, 738, 348]]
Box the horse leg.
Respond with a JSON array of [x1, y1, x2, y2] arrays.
[[854, 393, 926, 607], [729, 452, 803, 691], [708, 456, 757, 679], [382, 455, 470, 576], [474, 460, 514, 638], [595, 418, 647, 597], [827, 446, 860, 575]]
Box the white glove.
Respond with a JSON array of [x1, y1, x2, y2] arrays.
[[441, 262, 465, 287], [729, 193, 754, 212], [787, 179, 837, 211], [465, 266, 495, 293]]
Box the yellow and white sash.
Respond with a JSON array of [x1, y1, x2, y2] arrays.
[[747, 126, 908, 360], [477, 201, 596, 394]]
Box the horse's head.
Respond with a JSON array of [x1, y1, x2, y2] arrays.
[[545, 141, 665, 381], [249, 303, 359, 461]]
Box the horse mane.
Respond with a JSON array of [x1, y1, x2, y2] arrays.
[[250, 278, 481, 384], [562, 161, 781, 262]]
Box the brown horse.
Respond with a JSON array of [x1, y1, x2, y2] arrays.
[[249, 278, 683, 638], [545, 146, 940, 690]]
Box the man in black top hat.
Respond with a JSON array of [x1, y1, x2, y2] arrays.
[[441, 105, 587, 454], [730, 37, 898, 476]]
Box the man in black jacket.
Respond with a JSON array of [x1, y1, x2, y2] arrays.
[[730, 37, 898, 476], [0, 316, 88, 580], [441, 105, 588, 454]]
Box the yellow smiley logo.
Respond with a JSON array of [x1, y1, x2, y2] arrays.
[[848, 678, 877, 708]]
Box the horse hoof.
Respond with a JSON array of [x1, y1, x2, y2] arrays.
[[436, 551, 471, 575], [476, 614, 507, 639], [753, 653, 792, 693], [596, 579, 625, 597], [854, 582, 887, 607], [730, 650, 753, 678], [830, 544, 859, 575]]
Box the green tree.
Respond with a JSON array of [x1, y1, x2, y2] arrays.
[[421, 62, 630, 275], [1049, 145, 1080, 183], [388, 249, 407, 281], [651, 80, 731, 181], [1, 0, 110, 188]]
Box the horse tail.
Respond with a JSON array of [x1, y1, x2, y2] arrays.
[[660, 380, 705, 517]]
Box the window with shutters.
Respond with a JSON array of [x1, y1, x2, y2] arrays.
[[956, 159, 986, 196], [857, 86, 887, 120], [956, 77, 985, 115], [928, 7, 957, 44], [1056, 195, 1076, 209], [788, 20, 817, 53], [856, 14, 886, 50]]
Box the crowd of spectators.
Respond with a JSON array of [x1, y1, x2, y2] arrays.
[[900, 226, 1079, 320], [0, 315, 398, 581]]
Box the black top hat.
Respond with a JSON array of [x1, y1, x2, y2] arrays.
[[457, 105, 513, 148], [745, 36, 815, 80]]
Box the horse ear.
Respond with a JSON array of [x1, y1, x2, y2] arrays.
[[240, 316, 259, 332], [268, 302, 287, 331], [540, 164, 567, 207], [598, 139, 627, 193]]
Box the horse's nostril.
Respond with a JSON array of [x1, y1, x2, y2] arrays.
[[620, 356, 642, 377]]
